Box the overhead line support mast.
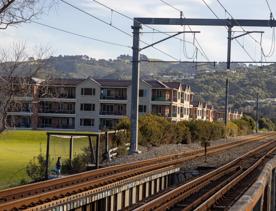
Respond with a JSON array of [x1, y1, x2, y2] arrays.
[[129, 17, 276, 154]]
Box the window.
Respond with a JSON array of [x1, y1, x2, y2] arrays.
[[80, 118, 94, 126], [81, 88, 96, 96], [80, 103, 95, 111], [139, 105, 147, 113], [139, 89, 146, 97]]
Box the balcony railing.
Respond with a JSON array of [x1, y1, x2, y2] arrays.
[[39, 109, 75, 114], [100, 111, 126, 116], [151, 96, 171, 101], [100, 95, 127, 100], [9, 108, 32, 112], [40, 93, 76, 99], [38, 124, 75, 129]]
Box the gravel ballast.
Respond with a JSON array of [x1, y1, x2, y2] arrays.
[[105, 134, 266, 167]]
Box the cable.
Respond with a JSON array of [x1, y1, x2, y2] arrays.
[[60, 0, 178, 60], [201, 0, 256, 62], [159, 0, 210, 61], [92, 0, 193, 46], [32, 21, 131, 48], [264, 0, 273, 17], [91, 0, 208, 61], [216, 0, 275, 58]]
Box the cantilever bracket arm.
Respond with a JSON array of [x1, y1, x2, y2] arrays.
[[231, 31, 264, 40], [139, 31, 200, 51]]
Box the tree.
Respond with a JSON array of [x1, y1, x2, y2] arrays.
[[0, 43, 51, 133], [26, 153, 47, 181], [0, 0, 54, 29]]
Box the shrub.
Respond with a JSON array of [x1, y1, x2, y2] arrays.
[[242, 115, 256, 132], [226, 122, 239, 137], [26, 153, 47, 181], [187, 120, 211, 143], [210, 121, 225, 139], [62, 154, 88, 174], [233, 118, 252, 135], [138, 114, 169, 146], [174, 121, 192, 144], [259, 117, 276, 131]]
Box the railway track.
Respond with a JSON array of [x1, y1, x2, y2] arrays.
[[134, 138, 276, 211], [0, 133, 274, 210]]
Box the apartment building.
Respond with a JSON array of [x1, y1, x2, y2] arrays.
[[190, 103, 242, 122], [6, 77, 192, 131]]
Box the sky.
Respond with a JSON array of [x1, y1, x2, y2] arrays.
[[1, 0, 276, 63]]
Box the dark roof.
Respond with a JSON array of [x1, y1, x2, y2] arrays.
[[192, 101, 203, 107], [145, 80, 168, 88], [182, 84, 190, 90], [46, 78, 85, 86], [163, 82, 181, 89], [94, 79, 131, 87], [207, 104, 214, 109]]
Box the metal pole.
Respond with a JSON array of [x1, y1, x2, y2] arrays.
[[88, 136, 95, 164], [227, 26, 232, 70], [96, 134, 100, 169], [256, 93, 259, 133], [45, 134, 50, 179], [225, 26, 232, 126], [130, 21, 141, 154], [224, 78, 229, 126], [104, 131, 110, 161], [69, 136, 73, 168]]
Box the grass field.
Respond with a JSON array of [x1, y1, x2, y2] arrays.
[[0, 130, 93, 189]]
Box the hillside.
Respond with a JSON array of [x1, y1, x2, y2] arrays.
[[1, 54, 275, 116]]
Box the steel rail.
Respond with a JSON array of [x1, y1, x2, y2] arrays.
[[194, 146, 276, 210], [0, 133, 271, 204], [0, 133, 274, 210], [134, 140, 276, 211]]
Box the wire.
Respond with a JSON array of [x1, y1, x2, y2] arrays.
[[200, 0, 256, 62], [160, 0, 182, 12], [91, 0, 208, 61], [159, 0, 210, 61], [32, 21, 131, 48], [216, 0, 275, 58], [92, 0, 192, 46], [60, 0, 132, 37], [264, 0, 273, 17], [60, 0, 178, 60]]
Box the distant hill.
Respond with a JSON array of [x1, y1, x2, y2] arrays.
[[1, 54, 275, 115], [44, 54, 246, 79]]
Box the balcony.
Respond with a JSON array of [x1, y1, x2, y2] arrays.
[[38, 117, 75, 129], [39, 109, 75, 114], [172, 112, 177, 117], [100, 88, 127, 100], [100, 103, 126, 116], [39, 87, 76, 99], [100, 111, 126, 116], [151, 96, 171, 101], [100, 94, 127, 100]]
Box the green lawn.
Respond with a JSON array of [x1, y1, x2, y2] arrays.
[[0, 130, 93, 189]]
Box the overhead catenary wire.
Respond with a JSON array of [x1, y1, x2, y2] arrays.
[[216, 0, 275, 58], [60, 0, 178, 61], [159, 0, 210, 61], [92, 0, 210, 61], [200, 0, 256, 62], [31, 21, 131, 48], [264, 0, 274, 17]]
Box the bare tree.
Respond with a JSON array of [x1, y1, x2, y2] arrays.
[[0, 0, 54, 29], [0, 43, 51, 132]]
